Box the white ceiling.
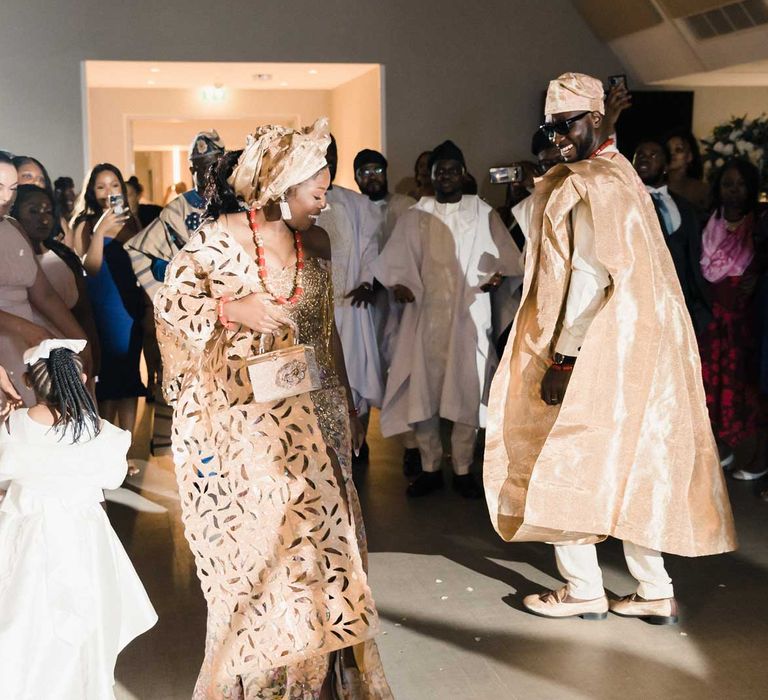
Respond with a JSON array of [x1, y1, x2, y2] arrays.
[[85, 60, 379, 91], [653, 59, 768, 87]]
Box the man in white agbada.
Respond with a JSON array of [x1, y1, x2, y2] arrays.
[[354, 148, 422, 476], [371, 140, 523, 498], [316, 137, 383, 461]]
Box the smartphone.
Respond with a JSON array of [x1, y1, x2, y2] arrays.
[[108, 193, 125, 215], [607, 74, 628, 91], [489, 165, 524, 185]]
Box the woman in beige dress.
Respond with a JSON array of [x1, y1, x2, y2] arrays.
[[11, 184, 101, 376], [155, 120, 391, 699], [0, 153, 90, 405]]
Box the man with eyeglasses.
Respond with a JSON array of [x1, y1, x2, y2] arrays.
[[484, 73, 736, 625], [372, 140, 522, 499], [354, 149, 416, 248], [354, 149, 420, 474], [317, 136, 384, 464]]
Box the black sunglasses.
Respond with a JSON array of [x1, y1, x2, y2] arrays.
[[539, 111, 591, 141]]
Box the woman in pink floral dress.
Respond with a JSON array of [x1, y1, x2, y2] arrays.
[[699, 159, 768, 480]]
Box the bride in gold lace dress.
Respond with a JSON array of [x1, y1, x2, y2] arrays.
[[155, 119, 391, 699]]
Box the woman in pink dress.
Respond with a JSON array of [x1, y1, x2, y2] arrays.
[[699, 159, 768, 480]]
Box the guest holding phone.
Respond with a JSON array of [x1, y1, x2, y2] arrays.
[[72, 164, 145, 457]]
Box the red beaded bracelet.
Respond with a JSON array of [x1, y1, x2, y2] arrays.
[[217, 295, 235, 330], [550, 363, 574, 372]]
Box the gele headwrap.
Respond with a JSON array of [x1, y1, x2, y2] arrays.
[[228, 118, 331, 208]]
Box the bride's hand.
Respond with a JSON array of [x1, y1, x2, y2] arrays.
[[224, 293, 289, 334]]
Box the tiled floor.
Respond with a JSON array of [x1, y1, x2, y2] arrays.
[[113, 404, 767, 699]]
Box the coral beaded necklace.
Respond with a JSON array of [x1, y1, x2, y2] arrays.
[[247, 208, 305, 305]]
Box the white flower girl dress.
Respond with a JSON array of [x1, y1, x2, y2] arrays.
[[0, 408, 157, 699]]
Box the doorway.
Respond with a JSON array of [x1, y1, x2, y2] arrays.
[[84, 60, 383, 201]]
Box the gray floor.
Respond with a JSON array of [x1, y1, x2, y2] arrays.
[[113, 405, 768, 700]]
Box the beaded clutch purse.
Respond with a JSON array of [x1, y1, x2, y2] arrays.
[[245, 327, 321, 403]]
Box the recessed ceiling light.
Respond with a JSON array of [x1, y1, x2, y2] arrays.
[[280, 81, 289, 87], [254, 73, 273, 81], [147, 79, 156, 85], [201, 85, 227, 102], [308, 69, 319, 75], [149, 67, 161, 73]]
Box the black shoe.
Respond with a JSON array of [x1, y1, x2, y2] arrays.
[[352, 440, 369, 467], [402, 448, 423, 477], [452, 473, 483, 499], [406, 471, 444, 497]]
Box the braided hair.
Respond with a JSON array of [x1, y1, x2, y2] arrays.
[[27, 349, 100, 442], [203, 149, 244, 219]]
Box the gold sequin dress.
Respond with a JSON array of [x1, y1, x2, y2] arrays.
[[155, 220, 389, 699], [285, 253, 392, 698]]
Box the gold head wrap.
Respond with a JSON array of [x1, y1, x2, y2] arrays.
[[545, 72, 605, 119], [228, 117, 331, 208]]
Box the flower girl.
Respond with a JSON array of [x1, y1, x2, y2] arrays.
[[0, 339, 157, 699]]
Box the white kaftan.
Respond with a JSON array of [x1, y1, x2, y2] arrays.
[[317, 185, 383, 414], [371, 195, 523, 437], [0, 410, 157, 700], [371, 193, 417, 373]]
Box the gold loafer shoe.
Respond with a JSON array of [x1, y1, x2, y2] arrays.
[[523, 586, 608, 620], [609, 593, 679, 625]]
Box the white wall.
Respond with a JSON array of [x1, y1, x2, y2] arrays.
[[0, 0, 623, 203], [692, 87, 768, 142], [330, 68, 382, 189], [608, 17, 768, 85]]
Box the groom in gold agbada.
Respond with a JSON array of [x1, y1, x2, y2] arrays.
[[483, 73, 737, 624]]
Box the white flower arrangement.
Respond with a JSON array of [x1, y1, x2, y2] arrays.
[[701, 115, 768, 187]]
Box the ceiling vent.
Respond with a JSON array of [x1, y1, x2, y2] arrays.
[[684, 0, 768, 39]]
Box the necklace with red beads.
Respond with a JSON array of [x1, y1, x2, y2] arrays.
[[247, 208, 305, 305]]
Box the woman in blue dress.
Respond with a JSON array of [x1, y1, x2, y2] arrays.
[[73, 164, 146, 450]]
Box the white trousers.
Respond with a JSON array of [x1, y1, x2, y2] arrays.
[[414, 416, 478, 475], [554, 541, 674, 600]]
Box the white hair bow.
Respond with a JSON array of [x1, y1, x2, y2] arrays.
[[23, 339, 87, 366]]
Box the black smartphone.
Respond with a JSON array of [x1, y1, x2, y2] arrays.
[[607, 74, 628, 91]]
